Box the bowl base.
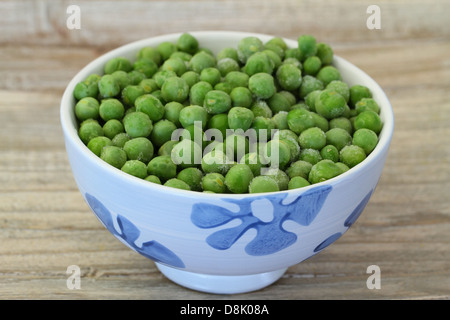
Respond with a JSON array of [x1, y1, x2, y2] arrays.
[[155, 263, 288, 294]]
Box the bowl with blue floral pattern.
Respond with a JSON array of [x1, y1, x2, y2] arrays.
[[60, 31, 394, 294]]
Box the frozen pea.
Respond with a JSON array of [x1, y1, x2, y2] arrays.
[[308, 159, 343, 184], [326, 127, 352, 151], [299, 148, 322, 165], [202, 172, 227, 193], [121, 160, 148, 179], [299, 75, 324, 99], [251, 117, 275, 141], [237, 36, 264, 63], [145, 175, 162, 184], [134, 94, 165, 122], [304, 90, 321, 112], [147, 155, 177, 181], [171, 139, 203, 168], [315, 89, 346, 120], [239, 152, 264, 176], [99, 98, 124, 121], [73, 80, 99, 100], [111, 70, 131, 91], [298, 127, 327, 150], [203, 90, 232, 115], [201, 149, 232, 175], [251, 100, 273, 118], [320, 144, 340, 162], [189, 81, 213, 106], [123, 137, 154, 163], [153, 70, 177, 88], [326, 80, 350, 103], [98, 75, 120, 99], [150, 119, 177, 148], [340, 145, 366, 168], [248, 73, 276, 99], [285, 47, 302, 61], [286, 160, 313, 180], [224, 71, 249, 88], [249, 176, 279, 193], [336, 162, 350, 173], [279, 137, 300, 163], [157, 41, 178, 61], [127, 70, 146, 85], [268, 92, 291, 114], [164, 178, 191, 190], [352, 128, 378, 155], [329, 117, 353, 134], [303, 56, 322, 75], [228, 107, 254, 131], [164, 101, 184, 127], [123, 111, 153, 138], [176, 33, 199, 54], [161, 76, 189, 103], [244, 52, 274, 76], [177, 167, 203, 191], [121, 85, 146, 107], [286, 108, 315, 135], [189, 51, 216, 73], [200, 67, 222, 86], [104, 57, 132, 74], [316, 66, 341, 86], [87, 136, 112, 157], [225, 133, 249, 162], [271, 111, 288, 129], [100, 146, 127, 169], [349, 84, 372, 107], [158, 140, 178, 156], [75, 97, 100, 121], [79, 119, 104, 144], [316, 42, 334, 65], [225, 164, 254, 193], [217, 58, 240, 76], [112, 132, 131, 148], [310, 112, 329, 132], [170, 51, 193, 63], [138, 46, 162, 66], [103, 119, 124, 140], [161, 57, 187, 77], [214, 81, 233, 94], [265, 168, 289, 190], [179, 105, 208, 129], [297, 35, 317, 60], [355, 98, 380, 114], [263, 139, 291, 169], [230, 87, 253, 108], [288, 176, 311, 189], [180, 71, 200, 88], [133, 58, 158, 78], [217, 47, 239, 62], [207, 113, 229, 139], [353, 110, 383, 134]]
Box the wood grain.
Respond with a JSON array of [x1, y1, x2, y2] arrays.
[[0, 0, 449, 300]]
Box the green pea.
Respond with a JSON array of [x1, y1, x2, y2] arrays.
[[316, 42, 334, 65], [298, 35, 317, 61], [286, 108, 315, 135], [200, 67, 222, 86], [268, 92, 292, 114], [112, 132, 131, 148], [161, 57, 187, 77], [325, 127, 352, 151], [189, 81, 213, 106], [237, 36, 264, 63], [329, 117, 353, 134], [308, 159, 343, 184], [244, 52, 274, 76], [217, 47, 239, 62], [180, 71, 200, 88], [201, 149, 232, 175], [99, 98, 124, 121], [203, 90, 232, 115], [98, 74, 120, 98], [224, 164, 254, 193], [263, 139, 291, 170], [271, 111, 288, 130], [303, 56, 322, 76], [75, 97, 100, 121], [298, 127, 327, 150], [73, 80, 99, 100], [121, 85, 146, 107], [177, 33, 199, 54], [349, 84, 372, 107], [176, 167, 203, 191], [340, 145, 367, 168], [353, 110, 383, 134], [189, 51, 216, 73], [133, 58, 158, 78], [230, 87, 253, 108], [179, 105, 208, 129], [161, 76, 189, 103], [316, 66, 341, 86], [251, 117, 275, 141], [355, 98, 380, 114], [315, 89, 346, 120], [251, 100, 273, 118], [288, 176, 311, 189], [121, 160, 148, 179], [104, 57, 132, 74], [207, 113, 229, 139], [163, 101, 184, 127], [276, 63, 303, 91], [147, 155, 177, 181], [164, 178, 191, 190], [87, 136, 112, 157], [103, 119, 124, 140], [248, 73, 276, 99], [224, 133, 249, 162], [123, 111, 153, 138], [326, 80, 350, 103], [153, 70, 177, 89], [138, 46, 162, 66], [171, 139, 203, 168], [228, 107, 254, 131], [202, 172, 227, 193], [299, 75, 324, 99], [320, 144, 340, 162], [249, 176, 280, 193], [157, 41, 178, 61], [352, 128, 378, 155], [214, 81, 233, 94], [100, 145, 127, 169], [79, 119, 104, 144], [299, 148, 322, 165], [150, 119, 177, 148], [145, 174, 162, 184], [217, 58, 240, 76], [286, 160, 312, 180], [265, 168, 289, 190], [123, 137, 154, 163], [224, 71, 249, 88]]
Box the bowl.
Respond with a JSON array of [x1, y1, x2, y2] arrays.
[[60, 31, 394, 294]]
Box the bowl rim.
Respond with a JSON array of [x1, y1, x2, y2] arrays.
[[60, 30, 394, 198]]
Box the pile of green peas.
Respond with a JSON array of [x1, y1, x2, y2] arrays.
[[74, 33, 382, 194]]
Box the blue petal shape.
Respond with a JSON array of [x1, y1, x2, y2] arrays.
[[314, 232, 342, 252], [84, 193, 185, 268], [344, 189, 373, 227], [191, 184, 333, 256]]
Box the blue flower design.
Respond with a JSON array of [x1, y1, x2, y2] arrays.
[[313, 189, 374, 253], [191, 185, 332, 256], [85, 193, 185, 268]]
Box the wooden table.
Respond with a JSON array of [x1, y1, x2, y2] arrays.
[[1, 0, 449, 300]]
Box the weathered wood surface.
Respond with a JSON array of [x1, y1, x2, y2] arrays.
[[0, 0, 449, 300]]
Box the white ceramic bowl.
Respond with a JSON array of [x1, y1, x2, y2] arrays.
[[60, 31, 394, 294]]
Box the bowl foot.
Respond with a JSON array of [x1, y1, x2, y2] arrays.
[[155, 263, 287, 294]]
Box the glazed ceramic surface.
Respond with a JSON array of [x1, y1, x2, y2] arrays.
[[60, 31, 394, 293]]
